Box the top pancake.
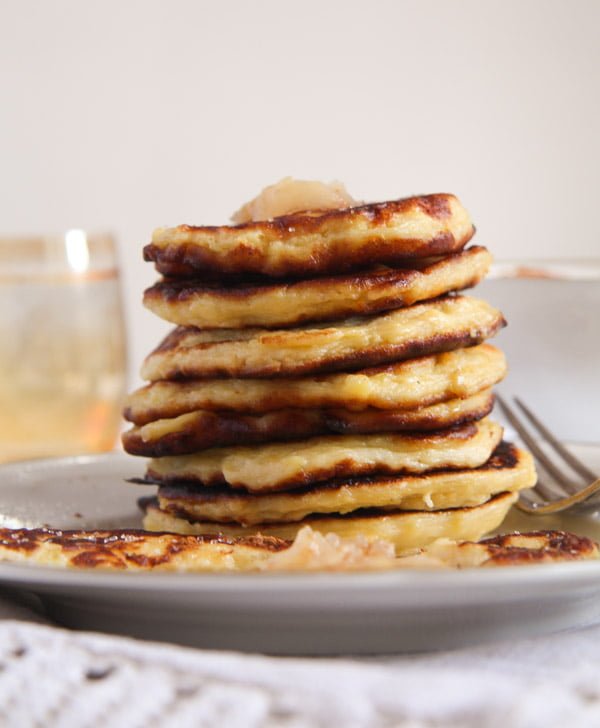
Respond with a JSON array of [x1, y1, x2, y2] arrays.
[[143, 246, 491, 330], [144, 194, 475, 278]]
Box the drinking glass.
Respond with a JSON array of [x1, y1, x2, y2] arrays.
[[0, 231, 127, 462]]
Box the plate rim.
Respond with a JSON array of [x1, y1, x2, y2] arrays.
[[0, 450, 599, 598]]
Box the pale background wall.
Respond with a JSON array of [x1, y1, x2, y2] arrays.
[[1, 0, 599, 385]]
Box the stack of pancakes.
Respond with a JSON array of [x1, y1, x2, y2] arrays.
[[123, 193, 536, 553]]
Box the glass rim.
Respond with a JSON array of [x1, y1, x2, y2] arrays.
[[489, 258, 600, 281], [0, 230, 115, 249], [0, 231, 119, 282]]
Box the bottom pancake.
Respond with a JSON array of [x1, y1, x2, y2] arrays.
[[154, 442, 535, 525], [0, 528, 289, 571], [142, 491, 518, 553], [261, 527, 600, 571], [0, 525, 596, 571]]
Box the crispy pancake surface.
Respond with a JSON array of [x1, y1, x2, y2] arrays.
[[143, 419, 503, 492], [122, 389, 495, 456], [142, 491, 518, 553], [144, 246, 492, 329], [262, 527, 600, 571], [144, 194, 475, 278], [0, 528, 288, 571], [125, 344, 506, 424], [453, 531, 600, 567], [1, 524, 595, 571], [155, 442, 535, 524], [141, 296, 505, 380]]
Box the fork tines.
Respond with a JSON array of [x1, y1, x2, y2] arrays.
[[496, 394, 597, 498]]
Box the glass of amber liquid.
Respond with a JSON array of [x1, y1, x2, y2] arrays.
[[0, 232, 127, 462]]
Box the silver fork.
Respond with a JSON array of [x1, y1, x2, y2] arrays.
[[496, 394, 600, 515]]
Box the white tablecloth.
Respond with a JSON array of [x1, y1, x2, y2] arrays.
[[1, 591, 600, 727]]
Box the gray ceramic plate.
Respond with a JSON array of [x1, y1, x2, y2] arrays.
[[0, 449, 599, 655]]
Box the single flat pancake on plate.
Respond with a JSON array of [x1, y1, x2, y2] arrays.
[[140, 295, 505, 380], [143, 246, 492, 329], [122, 389, 495, 456], [142, 491, 518, 553], [441, 531, 600, 567], [450, 531, 600, 569], [154, 442, 535, 524], [142, 418, 503, 492], [143, 194, 475, 278], [0, 528, 288, 571], [1, 524, 594, 571], [262, 527, 600, 571], [125, 344, 506, 424]]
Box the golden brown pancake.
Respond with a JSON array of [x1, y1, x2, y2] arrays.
[[142, 419, 503, 493], [457, 531, 600, 566], [1, 524, 594, 571], [154, 442, 535, 525], [143, 247, 492, 330], [144, 194, 475, 278], [0, 527, 288, 571], [142, 491, 518, 553], [125, 344, 506, 424], [140, 296, 505, 381], [262, 527, 600, 571], [122, 389, 495, 456]]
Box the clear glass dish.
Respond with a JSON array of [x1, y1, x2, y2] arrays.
[[478, 259, 600, 444]]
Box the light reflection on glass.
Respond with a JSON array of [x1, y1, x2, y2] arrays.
[[65, 229, 90, 274]]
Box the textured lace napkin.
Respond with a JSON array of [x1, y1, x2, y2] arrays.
[[2, 589, 600, 728]]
